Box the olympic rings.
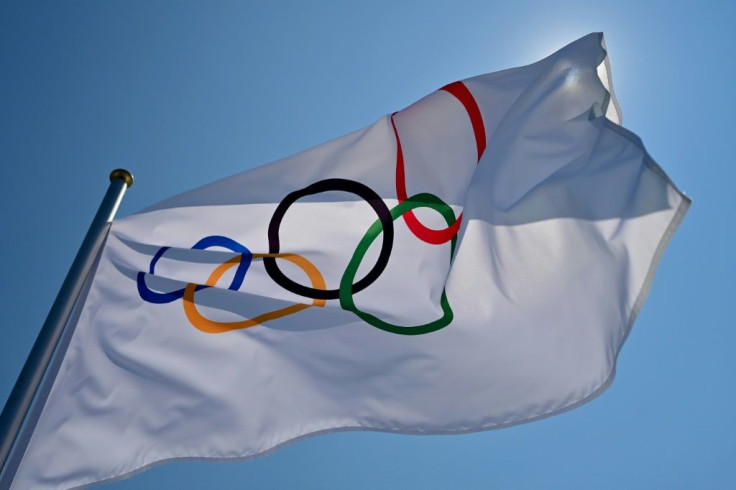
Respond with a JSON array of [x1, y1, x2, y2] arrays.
[[183, 253, 326, 334], [339, 193, 457, 335], [138, 81, 484, 336], [264, 178, 394, 301]]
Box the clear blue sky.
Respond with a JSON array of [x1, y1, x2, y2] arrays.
[[0, 1, 732, 488]]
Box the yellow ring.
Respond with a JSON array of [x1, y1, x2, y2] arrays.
[[183, 253, 326, 334]]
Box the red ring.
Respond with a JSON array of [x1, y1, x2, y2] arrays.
[[393, 81, 486, 245]]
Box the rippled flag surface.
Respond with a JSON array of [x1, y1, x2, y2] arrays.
[[9, 33, 689, 489]]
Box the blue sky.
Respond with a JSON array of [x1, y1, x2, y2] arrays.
[[0, 1, 733, 488]]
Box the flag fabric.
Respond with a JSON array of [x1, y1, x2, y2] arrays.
[[8, 33, 688, 489]]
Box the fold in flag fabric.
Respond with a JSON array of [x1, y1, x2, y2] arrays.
[[7, 33, 689, 489]]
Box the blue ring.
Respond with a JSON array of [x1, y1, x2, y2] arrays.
[[137, 235, 252, 304]]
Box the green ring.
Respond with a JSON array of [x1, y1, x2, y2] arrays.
[[339, 193, 458, 335]]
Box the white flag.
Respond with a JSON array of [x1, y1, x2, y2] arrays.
[[8, 33, 688, 489]]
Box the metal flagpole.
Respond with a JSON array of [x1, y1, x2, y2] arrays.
[[0, 169, 134, 476]]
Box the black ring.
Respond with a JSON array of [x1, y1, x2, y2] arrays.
[[263, 178, 394, 300]]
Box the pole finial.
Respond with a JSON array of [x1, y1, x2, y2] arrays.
[[110, 169, 134, 188]]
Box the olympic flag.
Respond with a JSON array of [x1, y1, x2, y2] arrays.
[[6, 33, 688, 489]]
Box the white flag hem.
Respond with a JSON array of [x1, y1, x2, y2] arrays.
[[619, 129, 692, 337], [598, 34, 623, 125], [70, 376, 621, 489]]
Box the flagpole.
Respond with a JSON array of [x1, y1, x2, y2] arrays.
[[0, 169, 133, 476]]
